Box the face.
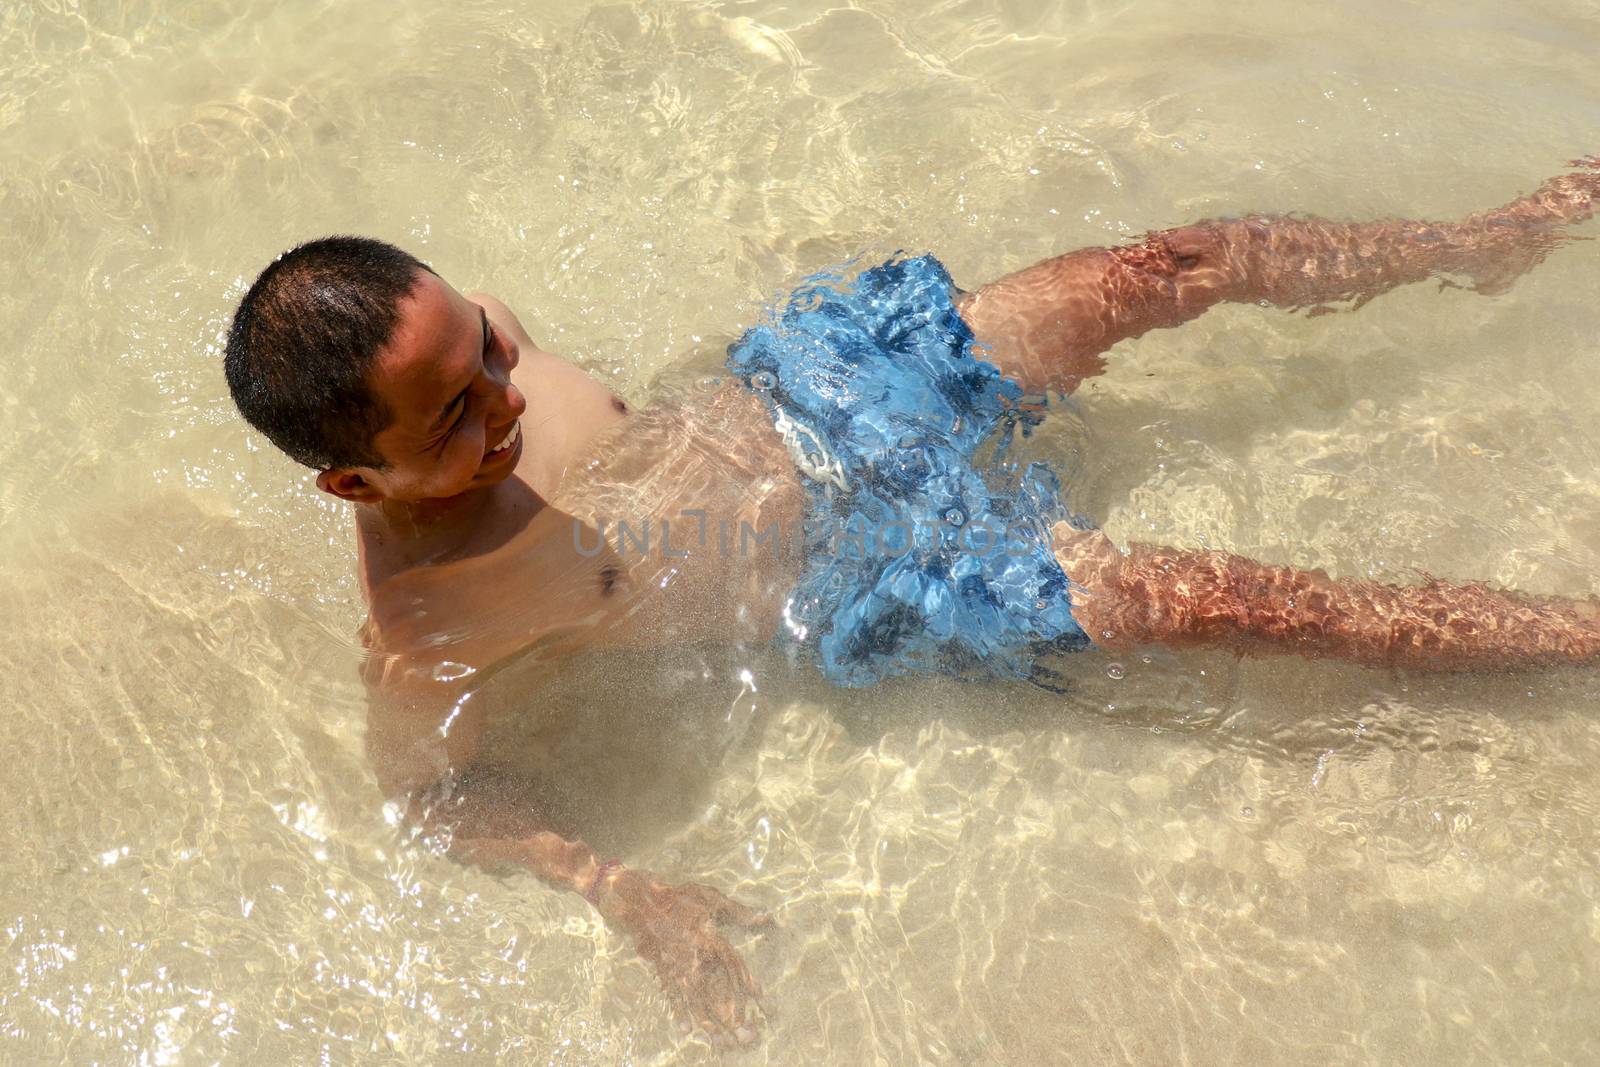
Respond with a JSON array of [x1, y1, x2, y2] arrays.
[[318, 271, 527, 505]]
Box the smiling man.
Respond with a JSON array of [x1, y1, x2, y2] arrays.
[[224, 159, 1600, 1043]]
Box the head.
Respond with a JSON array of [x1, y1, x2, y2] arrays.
[[225, 235, 526, 505]]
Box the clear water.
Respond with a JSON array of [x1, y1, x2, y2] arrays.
[[5, 0, 1600, 1062]]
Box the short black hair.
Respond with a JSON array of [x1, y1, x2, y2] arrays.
[[223, 235, 434, 470]]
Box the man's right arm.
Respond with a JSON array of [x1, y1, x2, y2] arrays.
[[361, 650, 488, 799], [363, 648, 773, 1044]]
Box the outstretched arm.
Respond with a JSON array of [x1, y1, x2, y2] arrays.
[[364, 658, 770, 1045], [414, 764, 772, 1045], [1052, 526, 1600, 670], [961, 158, 1600, 395]]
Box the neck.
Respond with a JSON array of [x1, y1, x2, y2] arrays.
[[368, 485, 495, 536], [354, 475, 546, 586], [355, 483, 498, 573]]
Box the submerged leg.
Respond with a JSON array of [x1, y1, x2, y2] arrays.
[[961, 158, 1600, 396], [1052, 526, 1600, 671]]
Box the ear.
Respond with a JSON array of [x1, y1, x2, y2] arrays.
[[316, 467, 385, 503]]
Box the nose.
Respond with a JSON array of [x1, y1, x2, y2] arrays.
[[504, 382, 527, 420]]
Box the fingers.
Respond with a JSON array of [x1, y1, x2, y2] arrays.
[[662, 937, 766, 1048], [706, 942, 764, 1046], [676, 882, 775, 929], [639, 881, 772, 1046]]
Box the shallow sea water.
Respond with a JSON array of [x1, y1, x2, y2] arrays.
[[4, 0, 1600, 1062]]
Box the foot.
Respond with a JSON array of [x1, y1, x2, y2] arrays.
[[1489, 156, 1600, 228]]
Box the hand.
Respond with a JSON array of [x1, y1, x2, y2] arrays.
[[596, 868, 772, 1045]]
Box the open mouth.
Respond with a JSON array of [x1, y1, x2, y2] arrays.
[[485, 420, 521, 458]]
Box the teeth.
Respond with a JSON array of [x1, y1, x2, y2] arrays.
[[489, 421, 520, 454]]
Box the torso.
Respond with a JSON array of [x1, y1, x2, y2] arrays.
[[358, 369, 804, 675]]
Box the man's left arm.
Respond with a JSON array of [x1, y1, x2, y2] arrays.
[[959, 157, 1600, 394]]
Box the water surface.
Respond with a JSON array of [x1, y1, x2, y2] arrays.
[[4, 0, 1600, 1062]]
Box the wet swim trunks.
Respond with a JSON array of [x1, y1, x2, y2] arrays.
[[727, 254, 1092, 688]]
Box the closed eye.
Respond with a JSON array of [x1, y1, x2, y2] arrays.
[[424, 307, 493, 455], [431, 396, 468, 452]]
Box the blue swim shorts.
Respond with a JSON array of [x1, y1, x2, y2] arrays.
[[726, 254, 1092, 688]]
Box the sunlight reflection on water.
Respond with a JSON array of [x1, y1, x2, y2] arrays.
[[3, 0, 1600, 1062]]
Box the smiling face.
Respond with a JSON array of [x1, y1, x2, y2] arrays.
[[316, 271, 527, 505]]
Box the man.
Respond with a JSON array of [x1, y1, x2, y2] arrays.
[[224, 159, 1599, 1043]]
